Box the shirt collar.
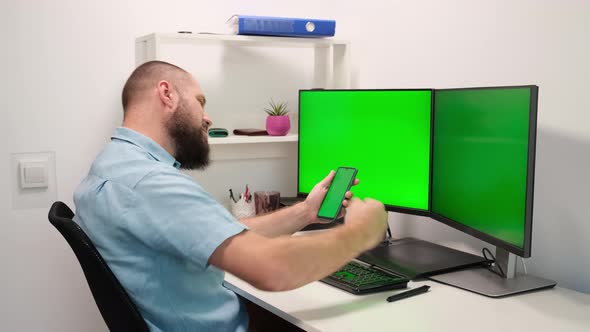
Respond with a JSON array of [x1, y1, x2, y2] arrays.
[[111, 127, 181, 169]]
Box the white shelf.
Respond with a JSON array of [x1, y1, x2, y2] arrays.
[[209, 134, 298, 145], [135, 32, 350, 90], [135, 32, 350, 152], [136, 32, 350, 49]]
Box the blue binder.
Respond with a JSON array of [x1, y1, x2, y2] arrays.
[[229, 15, 336, 38]]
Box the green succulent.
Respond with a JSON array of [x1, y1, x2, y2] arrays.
[[264, 99, 289, 116]]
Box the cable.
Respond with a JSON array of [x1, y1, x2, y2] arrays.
[[386, 225, 392, 239], [482, 247, 506, 278]]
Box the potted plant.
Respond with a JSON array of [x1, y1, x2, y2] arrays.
[[264, 99, 291, 136]]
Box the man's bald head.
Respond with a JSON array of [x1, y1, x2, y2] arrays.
[[122, 60, 190, 112]]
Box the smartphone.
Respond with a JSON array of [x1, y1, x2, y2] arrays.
[[317, 167, 358, 221]]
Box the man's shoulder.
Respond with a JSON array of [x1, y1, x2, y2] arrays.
[[90, 140, 180, 189]]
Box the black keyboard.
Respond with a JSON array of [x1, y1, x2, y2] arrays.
[[321, 261, 409, 295]]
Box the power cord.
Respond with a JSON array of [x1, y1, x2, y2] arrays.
[[482, 247, 506, 278]]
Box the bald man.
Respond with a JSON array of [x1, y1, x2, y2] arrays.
[[73, 61, 388, 332]]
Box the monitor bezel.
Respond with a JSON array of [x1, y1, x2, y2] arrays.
[[297, 88, 434, 217], [430, 85, 538, 258]]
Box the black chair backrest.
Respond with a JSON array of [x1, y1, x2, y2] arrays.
[[48, 201, 149, 332]]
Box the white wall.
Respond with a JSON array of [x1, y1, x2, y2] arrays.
[[2, 1, 589, 331]]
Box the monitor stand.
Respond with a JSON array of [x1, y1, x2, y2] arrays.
[[429, 248, 557, 297], [357, 237, 487, 279]]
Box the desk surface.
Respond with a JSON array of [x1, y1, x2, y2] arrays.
[[224, 274, 590, 332]]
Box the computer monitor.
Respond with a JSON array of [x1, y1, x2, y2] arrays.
[[428, 85, 554, 296], [298, 86, 555, 296], [298, 89, 432, 215], [431, 85, 537, 258]]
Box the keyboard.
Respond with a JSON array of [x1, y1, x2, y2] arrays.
[[321, 261, 409, 295]]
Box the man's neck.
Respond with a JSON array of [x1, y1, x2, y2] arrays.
[[122, 119, 176, 158]]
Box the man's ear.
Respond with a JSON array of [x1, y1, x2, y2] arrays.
[[156, 80, 178, 110]]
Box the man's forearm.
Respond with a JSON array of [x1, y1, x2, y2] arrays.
[[211, 197, 387, 292], [211, 221, 375, 292], [240, 202, 312, 237], [260, 223, 374, 291]]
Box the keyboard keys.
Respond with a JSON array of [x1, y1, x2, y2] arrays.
[[321, 261, 409, 295]]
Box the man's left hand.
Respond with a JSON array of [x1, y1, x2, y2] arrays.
[[303, 170, 359, 224]]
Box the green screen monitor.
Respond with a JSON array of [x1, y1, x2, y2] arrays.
[[298, 89, 432, 215], [432, 86, 538, 257]]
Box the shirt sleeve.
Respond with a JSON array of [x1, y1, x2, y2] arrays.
[[127, 166, 247, 269]]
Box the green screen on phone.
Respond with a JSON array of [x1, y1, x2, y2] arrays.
[[318, 167, 357, 220]]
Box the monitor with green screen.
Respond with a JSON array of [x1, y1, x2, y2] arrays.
[[298, 89, 432, 214], [432, 86, 537, 257]]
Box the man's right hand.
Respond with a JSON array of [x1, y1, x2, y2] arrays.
[[343, 198, 388, 250]]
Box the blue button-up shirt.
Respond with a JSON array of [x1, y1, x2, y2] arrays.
[[73, 127, 248, 332]]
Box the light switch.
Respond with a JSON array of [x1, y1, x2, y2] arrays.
[[19, 160, 49, 189], [11, 152, 56, 209]]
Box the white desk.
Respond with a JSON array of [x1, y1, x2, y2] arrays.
[[224, 274, 590, 332]]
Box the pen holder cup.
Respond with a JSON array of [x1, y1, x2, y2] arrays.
[[254, 191, 281, 215], [230, 198, 256, 219]]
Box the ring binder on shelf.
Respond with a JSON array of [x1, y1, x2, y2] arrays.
[[227, 15, 336, 38]]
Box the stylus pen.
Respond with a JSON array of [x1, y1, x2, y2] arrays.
[[386, 285, 430, 303]]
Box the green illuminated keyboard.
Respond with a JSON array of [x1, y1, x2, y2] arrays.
[[321, 261, 409, 295]]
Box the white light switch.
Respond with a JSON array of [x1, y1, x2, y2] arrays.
[[11, 152, 56, 209], [19, 160, 49, 189]]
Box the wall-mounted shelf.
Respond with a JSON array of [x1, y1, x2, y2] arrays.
[[134, 32, 349, 154], [209, 134, 298, 145], [135, 32, 350, 90], [136, 32, 350, 49]]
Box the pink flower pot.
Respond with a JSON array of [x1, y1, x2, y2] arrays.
[[266, 115, 290, 136]]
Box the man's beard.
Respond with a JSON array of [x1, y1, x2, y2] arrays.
[[167, 100, 210, 170]]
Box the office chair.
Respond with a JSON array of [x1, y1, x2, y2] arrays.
[[48, 201, 149, 332]]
